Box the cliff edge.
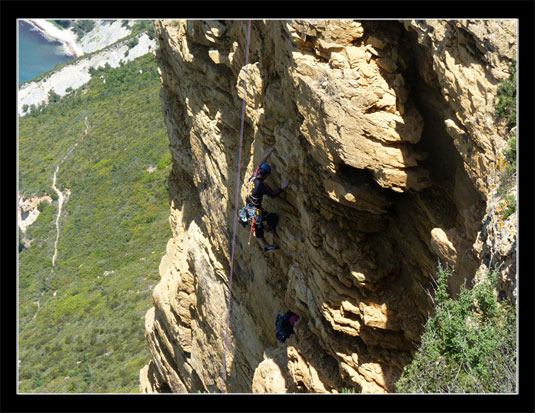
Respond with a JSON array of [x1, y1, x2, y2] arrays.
[[140, 19, 517, 393]]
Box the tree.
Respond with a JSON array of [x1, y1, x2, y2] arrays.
[[48, 89, 61, 104], [127, 37, 139, 49], [53, 20, 71, 29], [71, 20, 96, 41]]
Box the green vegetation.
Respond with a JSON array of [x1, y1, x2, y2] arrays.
[[18, 52, 172, 393], [503, 134, 517, 166], [495, 133, 517, 215], [49, 20, 96, 40], [51, 20, 73, 29], [496, 133, 516, 203], [127, 37, 139, 49], [501, 193, 516, 220], [72, 20, 96, 41], [395, 264, 516, 393], [495, 61, 517, 129], [494, 61, 517, 218], [48, 89, 61, 104], [131, 20, 155, 40], [48, 20, 67, 30]]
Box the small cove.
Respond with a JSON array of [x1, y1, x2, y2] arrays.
[[18, 20, 74, 85]]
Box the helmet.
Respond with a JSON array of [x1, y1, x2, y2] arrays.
[[259, 163, 271, 175]]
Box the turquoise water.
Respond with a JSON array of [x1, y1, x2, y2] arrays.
[[18, 20, 75, 85]]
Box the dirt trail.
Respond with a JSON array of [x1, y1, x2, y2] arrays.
[[51, 165, 64, 266], [51, 116, 89, 266], [22, 118, 90, 328]]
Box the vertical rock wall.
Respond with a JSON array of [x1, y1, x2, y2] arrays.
[[140, 19, 517, 393]]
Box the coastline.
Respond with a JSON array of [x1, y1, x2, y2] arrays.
[[18, 31, 157, 116], [23, 19, 83, 57]]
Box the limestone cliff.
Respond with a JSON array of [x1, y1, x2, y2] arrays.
[[139, 19, 517, 393]]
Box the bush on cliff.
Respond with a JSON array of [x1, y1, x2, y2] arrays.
[[51, 20, 71, 29], [495, 61, 516, 130], [395, 264, 516, 393], [71, 20, 96, 41]]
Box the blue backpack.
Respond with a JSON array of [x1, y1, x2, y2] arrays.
[[276, 311, 297, 343]]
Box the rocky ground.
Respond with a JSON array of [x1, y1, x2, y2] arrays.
[[18, 194, 52, 233]]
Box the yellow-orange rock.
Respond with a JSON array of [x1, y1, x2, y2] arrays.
[[141, 19, 517, 394]]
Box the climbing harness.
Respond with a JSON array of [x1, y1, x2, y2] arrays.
[[238, 205, 257, 245], [222, 19, 252, 394]]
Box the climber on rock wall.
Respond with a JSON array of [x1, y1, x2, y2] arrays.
[[276, 311, 298, 342], [239, 147, 289, 251]]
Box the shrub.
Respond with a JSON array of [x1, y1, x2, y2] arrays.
[[495, 62, 517, 129], [496, 134, 517, 198], [127, 37, 139, 49], [52, 20, 72, 29], [504, 134, 517, 168], [502, 194, 516, 220], [48, 89, 61, 104], [395, 264, 516, 393], [32, 371, 45, 388], [157, 157, 171, 170], [132, 20, 154, 35], [37, 200, 49, 212], [71, 20, 96, 41]]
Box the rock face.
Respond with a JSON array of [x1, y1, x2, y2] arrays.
[[18, 194, 52, 233], [140, 19, 517, 393]]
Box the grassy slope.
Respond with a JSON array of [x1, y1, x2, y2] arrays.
[[18, 52, 172, 393]]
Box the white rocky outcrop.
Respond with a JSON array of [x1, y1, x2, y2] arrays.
[[23, 19, 84, 57], [18, 194, 52, 233]]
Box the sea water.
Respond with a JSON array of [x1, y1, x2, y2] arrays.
[[18, 20, 75, 85]]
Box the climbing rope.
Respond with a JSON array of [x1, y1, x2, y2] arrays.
[[222, 19, 252, 393]]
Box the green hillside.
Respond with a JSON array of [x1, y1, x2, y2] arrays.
[[18, 52, 172, 393]]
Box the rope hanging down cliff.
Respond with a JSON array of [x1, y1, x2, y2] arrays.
[[222, 19, 252, 393]]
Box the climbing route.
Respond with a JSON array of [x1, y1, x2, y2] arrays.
[[222, 20, 251, 394]]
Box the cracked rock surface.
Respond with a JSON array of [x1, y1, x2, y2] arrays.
[[139, 19, 517, 393]]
